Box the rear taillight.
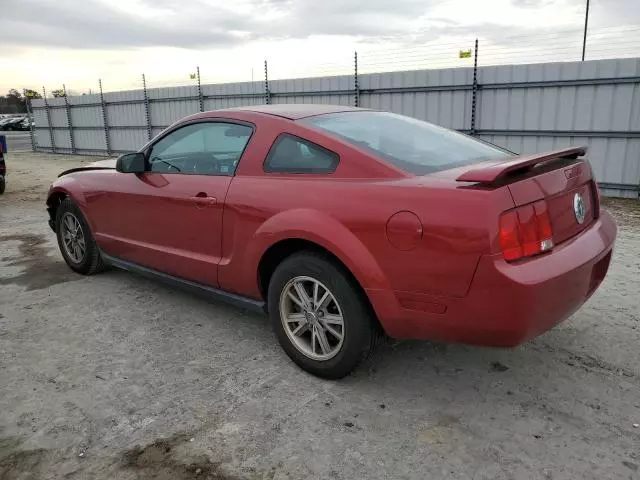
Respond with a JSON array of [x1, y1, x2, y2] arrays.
[[499, 200, 554, 262]]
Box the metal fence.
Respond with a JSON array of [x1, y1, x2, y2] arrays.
[[29, 54, 640, 198]]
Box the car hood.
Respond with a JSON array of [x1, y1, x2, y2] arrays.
[[58, 157, 118, 177]]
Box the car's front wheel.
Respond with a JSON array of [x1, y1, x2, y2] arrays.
[[268, 252, 377, 379], [55, 198, 104, 275]]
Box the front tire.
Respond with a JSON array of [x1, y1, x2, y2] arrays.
[[55, 198, 104, 275], [268, 252, 376, 379]]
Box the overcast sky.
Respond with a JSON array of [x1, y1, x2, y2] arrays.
[[2, 0, 639, 94]]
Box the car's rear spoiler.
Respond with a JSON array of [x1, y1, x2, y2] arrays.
[[456, 146, 586, 184]]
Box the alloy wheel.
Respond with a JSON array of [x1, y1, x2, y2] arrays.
[[61, 212, 86, 264], [279, 276, 345, 361]]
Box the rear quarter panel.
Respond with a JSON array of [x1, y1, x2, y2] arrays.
[[220, 150, 515, 301]]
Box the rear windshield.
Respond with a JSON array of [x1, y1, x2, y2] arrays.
[[302, 111, 512, 175]]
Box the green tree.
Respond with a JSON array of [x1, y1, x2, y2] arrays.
[[7, 89, 22, 100], [51, 88, 66, 98], [24, 89, 42, 100], [0, 89, 29, 113]]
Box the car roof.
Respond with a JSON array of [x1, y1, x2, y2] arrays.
[[215, 104, 370, 120]]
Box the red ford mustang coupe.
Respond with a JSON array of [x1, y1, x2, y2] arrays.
[[47, 105, 616, 378]]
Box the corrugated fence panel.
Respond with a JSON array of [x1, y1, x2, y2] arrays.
[[479, 134, 640, 198], [151, 99, 199, 128], [202, 83, 234, 110], [107, 104, 146, 128], [149, 86, 199, 128], [26, 58, 640, 196], [271, 75, 353, 106], [34, 128, 51, 148], [71, 106, 103, 127], [109, 129, 148, 152], [72, 93, 102, 105], [105, 90, 146, 128], [270, 77, 313, 105], [623, 139, 640, 193], [74, 129, 106, 152], [226, 80, 265, 107], [53, 129, 71, 150], [359, 68, 473, 129], [201, 82, 264, 110], [32, 108, 48, 126], [476, 59, 640, 192], [49, 108, 68, 129]]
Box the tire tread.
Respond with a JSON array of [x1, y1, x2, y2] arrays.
[[268, 250, 378, 379], [56, 197, 104, 275]]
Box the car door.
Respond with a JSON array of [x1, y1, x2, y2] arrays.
[[94, 120, 253, 287]]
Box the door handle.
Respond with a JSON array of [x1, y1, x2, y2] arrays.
[[192, 192, 217, 206]]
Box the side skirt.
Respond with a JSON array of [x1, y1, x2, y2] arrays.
[[101, 252, 266, 314]]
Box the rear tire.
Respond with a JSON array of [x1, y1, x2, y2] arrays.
[[55, 198, 104, 275], [268, 252, 376, 379]]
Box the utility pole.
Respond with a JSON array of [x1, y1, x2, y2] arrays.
[[581, 0, 590, 61]]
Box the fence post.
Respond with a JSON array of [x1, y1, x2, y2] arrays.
[[470, 38, 479, 136], [142, 74, 152, 141], [99, 79, 111, 155], [354, 51, 360, 107], [197, 66, 204, 112], [264, 60, 271, 105], [62, 84, 76, 154], [23, 89, 36, 152], [43, 87, 56, 153]]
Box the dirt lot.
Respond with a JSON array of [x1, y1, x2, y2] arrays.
[[1, 152, 639, 480]]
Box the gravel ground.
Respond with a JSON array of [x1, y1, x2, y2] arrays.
[[1, 152, 639, 480]]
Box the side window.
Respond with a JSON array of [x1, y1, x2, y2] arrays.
[[148, 122, 252, 175], [264, 134, 339, 174]]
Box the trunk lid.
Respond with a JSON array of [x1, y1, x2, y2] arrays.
[[455, 147, 599, 246], [507, 160, 597, 245]]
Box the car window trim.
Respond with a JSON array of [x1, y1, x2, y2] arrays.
[[142, 118, 256, 177], [263, 132, 340, 174]]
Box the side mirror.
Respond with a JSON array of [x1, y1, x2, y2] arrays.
[[116, 152, 146, 173]]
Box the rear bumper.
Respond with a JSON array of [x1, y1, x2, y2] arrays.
[[368, 211, 617, 346]]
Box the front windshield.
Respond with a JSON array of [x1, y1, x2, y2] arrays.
[[303, 111, 512, 175]]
